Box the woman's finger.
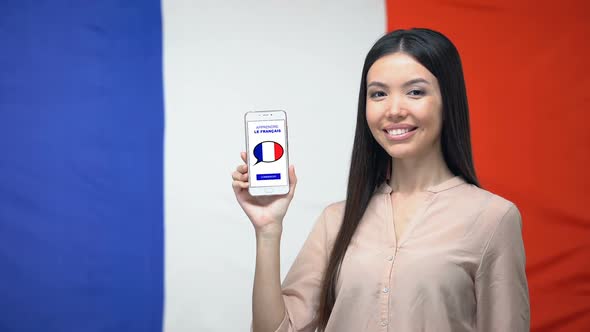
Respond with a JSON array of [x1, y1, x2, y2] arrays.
[[232, 170, 248, 181], [235, 164, 248, 174], [240, 151, 247, 163], [232, 180, 249, 189]]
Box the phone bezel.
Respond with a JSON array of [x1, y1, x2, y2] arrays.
[[244, 110, 290, 196]]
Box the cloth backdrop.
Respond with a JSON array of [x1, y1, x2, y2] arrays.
[[0, 1, 588, 331]]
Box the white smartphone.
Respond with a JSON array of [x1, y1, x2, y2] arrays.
[[244, 110, 290, 196]]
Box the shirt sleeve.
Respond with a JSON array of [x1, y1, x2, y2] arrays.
[[273, 207, 330, 332], [475, 203, 530, 332]]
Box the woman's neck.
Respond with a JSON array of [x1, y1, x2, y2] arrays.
[[388, 146, 454, 194]]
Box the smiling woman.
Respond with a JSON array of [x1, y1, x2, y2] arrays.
[[232, 28, 530, 332], [366, 53, 444, 160]]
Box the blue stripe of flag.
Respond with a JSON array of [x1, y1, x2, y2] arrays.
[[0, 1, 164, 331]]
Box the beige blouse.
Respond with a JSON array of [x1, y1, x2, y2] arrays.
[[274, 176, 529, 332]]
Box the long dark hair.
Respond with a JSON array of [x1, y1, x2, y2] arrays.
[[316, 28, 480, 331]]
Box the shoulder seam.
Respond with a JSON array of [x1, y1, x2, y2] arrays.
[[321, 206, 329, 262], [474, 198, 516, 278]]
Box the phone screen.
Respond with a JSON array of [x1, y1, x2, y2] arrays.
[[247, 119, 288, 188]]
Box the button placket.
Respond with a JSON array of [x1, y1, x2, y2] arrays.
[[379, 250, 396, 330]]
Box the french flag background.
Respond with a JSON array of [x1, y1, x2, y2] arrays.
[[253, 141, 284, 163], [0, 1, 588, 331]]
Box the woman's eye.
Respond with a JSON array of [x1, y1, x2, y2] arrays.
[[369, 91, 387, 98], [408, 89, 424, 97]]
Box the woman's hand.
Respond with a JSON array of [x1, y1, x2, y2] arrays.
[[232, 152, 297, 236]]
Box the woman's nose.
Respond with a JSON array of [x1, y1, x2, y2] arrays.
[[386, 96, 406, 119]]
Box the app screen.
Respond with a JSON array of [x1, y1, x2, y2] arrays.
[[247, 119, 288, 187]]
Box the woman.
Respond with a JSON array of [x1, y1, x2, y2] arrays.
[[232, 28, 530, 332]]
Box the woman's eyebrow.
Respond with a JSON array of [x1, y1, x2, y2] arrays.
[[402, 78, 430, 87], [367, 78, 431, 89], [367, 81, 388, 89]]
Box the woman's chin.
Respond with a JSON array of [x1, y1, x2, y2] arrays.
[[385, 147, 416, 160]]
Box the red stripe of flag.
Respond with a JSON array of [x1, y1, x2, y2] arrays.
[[274, 142, 283, 160], [386, 1, 590, 330]]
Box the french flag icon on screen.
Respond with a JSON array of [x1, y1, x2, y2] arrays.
[[253, 141, 284, 165]]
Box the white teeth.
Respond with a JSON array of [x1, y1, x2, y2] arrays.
[[387, 128, 411, 136]]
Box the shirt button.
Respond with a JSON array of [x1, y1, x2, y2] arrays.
[[387, 255, 393, 261], [381, 320, 389, 326], [382, 287, 389, 293]]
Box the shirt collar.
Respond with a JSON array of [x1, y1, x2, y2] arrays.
[[377, 176, 466, 194]]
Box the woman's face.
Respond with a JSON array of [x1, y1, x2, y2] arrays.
[[366, 52, 444, 161]]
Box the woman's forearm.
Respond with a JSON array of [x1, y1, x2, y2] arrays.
[[252, 230, 286, 332]]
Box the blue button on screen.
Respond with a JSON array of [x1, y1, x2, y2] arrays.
[[256, 173, 281, 181]]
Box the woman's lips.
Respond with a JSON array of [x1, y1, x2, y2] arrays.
[[383, 127, 418, 141]]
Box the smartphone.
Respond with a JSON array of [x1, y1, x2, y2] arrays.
[[244, 110, 290, 196]]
